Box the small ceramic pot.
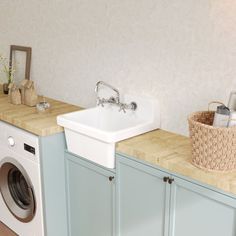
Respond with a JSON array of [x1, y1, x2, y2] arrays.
[[3, 83, 9, 94]]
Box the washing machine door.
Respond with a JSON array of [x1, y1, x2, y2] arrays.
[[0, 158, 36, 222]]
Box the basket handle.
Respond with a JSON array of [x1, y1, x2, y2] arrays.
[[208, 101, 225, 111]]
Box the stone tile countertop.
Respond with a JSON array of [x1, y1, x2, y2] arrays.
[[117, 129, 236, 196], [0, 88, 81, 136]]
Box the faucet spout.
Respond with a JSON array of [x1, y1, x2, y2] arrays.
[[95, 81, 120, 103]]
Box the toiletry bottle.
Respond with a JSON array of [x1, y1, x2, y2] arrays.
[[213, 105, 230, 127], [228, 91, 236, 111]]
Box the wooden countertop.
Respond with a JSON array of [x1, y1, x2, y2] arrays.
[[0, 89, 81, 136], [1, 86, 235, 196], [117, 129, 236, 196]]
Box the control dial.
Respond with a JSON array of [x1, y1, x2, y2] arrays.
[[8, 136, 15, 147]]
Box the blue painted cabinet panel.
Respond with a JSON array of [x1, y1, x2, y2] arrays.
[[66, 152, 115, 236], [169, 177, 236, 236], [116, 155, 170, 236], [65, 152, 236, 236], [117, 154, 236, 236], [39, 133, 68, 236]]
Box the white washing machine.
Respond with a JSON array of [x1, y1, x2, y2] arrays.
[[0, 121, 44, 236]]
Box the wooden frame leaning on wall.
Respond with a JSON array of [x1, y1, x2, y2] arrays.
[[9, 45, 32, 81]]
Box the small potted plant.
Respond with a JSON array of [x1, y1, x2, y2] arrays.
[[0, 54, 14, 94]]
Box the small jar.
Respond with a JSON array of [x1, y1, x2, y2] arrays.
[[36, 96, 50, 114]]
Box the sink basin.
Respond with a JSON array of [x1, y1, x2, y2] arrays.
[[57, 95, 160, 168]]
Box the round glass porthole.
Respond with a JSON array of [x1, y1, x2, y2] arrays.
[[0, 159, 36, 222]]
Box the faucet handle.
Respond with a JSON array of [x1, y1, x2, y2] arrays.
[[119, 103, 126, 113], [97, 98, 104, 107]]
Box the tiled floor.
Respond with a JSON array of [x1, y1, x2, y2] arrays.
[[0, 222, 17, 236]]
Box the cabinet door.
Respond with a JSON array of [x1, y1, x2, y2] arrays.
[[169, 176, 236, 236], [117, 156, 170, 236], [66, 153, 115, 236]]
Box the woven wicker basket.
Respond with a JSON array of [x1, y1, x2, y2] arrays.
[[188, 111, 236, 172]]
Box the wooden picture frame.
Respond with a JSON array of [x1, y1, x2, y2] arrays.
[[9, 45, 32, 81]]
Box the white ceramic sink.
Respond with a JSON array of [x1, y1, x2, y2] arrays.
[[57, 95, 160, 168]]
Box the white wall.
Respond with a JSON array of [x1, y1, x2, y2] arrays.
[[0, 0, 236, 135]]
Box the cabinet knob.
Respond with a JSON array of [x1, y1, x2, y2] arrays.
[[163, 176, 169, 182], [109, 176, 114, 182], [168, 178, 174, 184]]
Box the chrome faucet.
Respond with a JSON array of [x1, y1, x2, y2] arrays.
[[95, 81, 137, 113], [95, 81, 120, 106]]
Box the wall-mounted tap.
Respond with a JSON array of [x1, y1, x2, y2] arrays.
[[95, 81, 120, 106], [94, 81, 137, 113]]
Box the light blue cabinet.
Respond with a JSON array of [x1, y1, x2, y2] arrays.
[[65, 151, 236, 236], [169, 177, 236, 236], [116, 154, 236, 236], [116, 155, 171, 236], [39, 133, 68, 236], [65, 152, 115, 236]]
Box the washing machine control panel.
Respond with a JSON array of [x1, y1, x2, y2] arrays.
[[0, 121, 40, 162]]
